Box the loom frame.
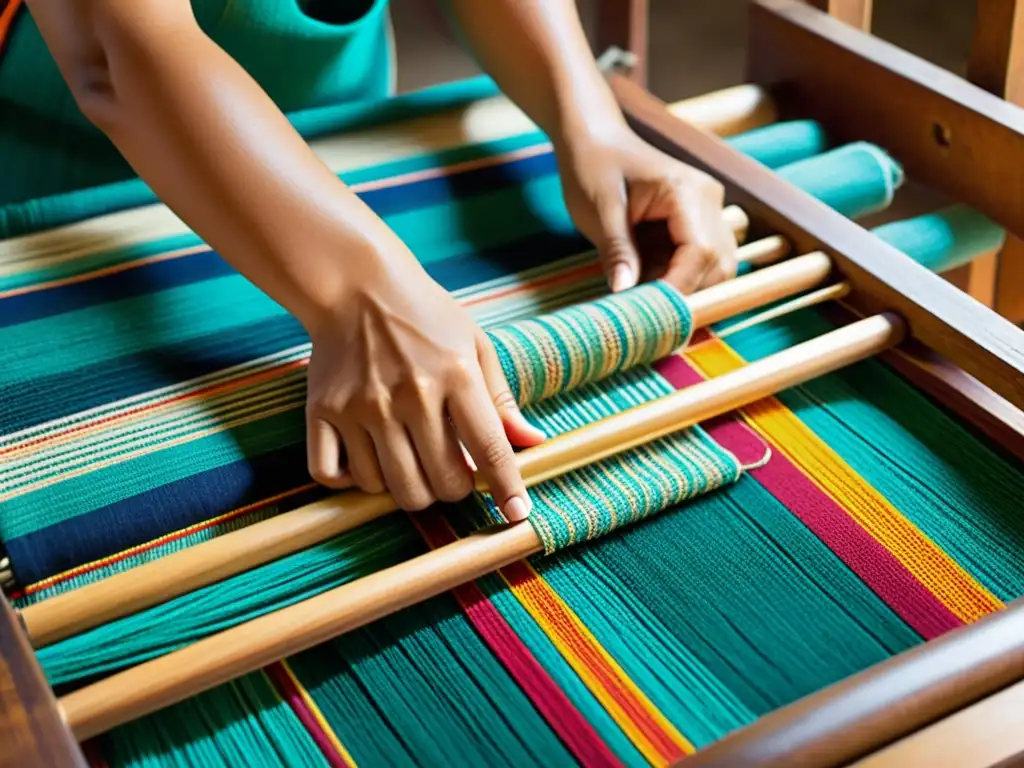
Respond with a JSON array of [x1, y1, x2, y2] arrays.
[[5, 1, 1024, 766]]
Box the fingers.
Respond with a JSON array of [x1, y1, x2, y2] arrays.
[[306, 417, 349, 489], [594, 186, 642, 293], [447, 363, 532, 522], [338, 424, 384, 494], [647, 177, 738, 295], [476, 332, 546, 448], [366, 420, 436, 512]]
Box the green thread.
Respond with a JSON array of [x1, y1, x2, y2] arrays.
[[487, 281, 693, 406]]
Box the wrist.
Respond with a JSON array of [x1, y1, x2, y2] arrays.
[[293, 228, 421, 341], [546, 76, 631, 156]]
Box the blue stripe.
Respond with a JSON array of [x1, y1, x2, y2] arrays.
[[0, 315, 307, 433], [5, 444, 323, 586], [0, 249, 237, 328]]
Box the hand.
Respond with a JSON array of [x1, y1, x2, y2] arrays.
[[557, 125, 738, 294], [303, 239, 545, 520]]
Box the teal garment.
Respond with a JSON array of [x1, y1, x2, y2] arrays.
[[0, 0, 393, 204]]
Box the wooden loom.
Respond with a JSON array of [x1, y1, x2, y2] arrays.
[[4, 0, 1024, 766]]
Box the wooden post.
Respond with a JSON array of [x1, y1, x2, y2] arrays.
[[968, 0, 1024, 323], [0, 593, 84, 768], [595, 0, 649, 86], [806, 0, 873, 30]]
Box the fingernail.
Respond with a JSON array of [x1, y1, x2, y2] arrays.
[[610, 263, 634, 292], [504, 495, 532, 522]]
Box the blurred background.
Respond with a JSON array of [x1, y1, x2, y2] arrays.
[[390, 0, 976, 101]]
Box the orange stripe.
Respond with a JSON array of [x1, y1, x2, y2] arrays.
[[13, 483, 317, 598], [500, 560, 693, 766], [685, 336, 1004, 624], [1, 358, 308, 459]]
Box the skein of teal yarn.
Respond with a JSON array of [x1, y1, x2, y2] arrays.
[[725, 120, 828, 169], [872, 204, 1006, 273], [776, 142, 905, 220]]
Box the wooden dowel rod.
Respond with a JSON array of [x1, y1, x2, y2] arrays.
[[667, 84, 778, 137], [688, 251, 830, 327], [723, 204, 749, 241], [60, 312, 906, 741], [736, 234, 791, 266], [21, 252, 827, 649], [716, 282, 851, 338]]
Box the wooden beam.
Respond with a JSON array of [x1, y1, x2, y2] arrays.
[[745, 0, 1024, 243], [0, 593, 84, 768], [969, 0, 1024, 322], [595, 0, 649, 86], [609, 73, 1024, 412], [805, 0, 872, 30], [968, 0, 1024, 103], [850, 679, 1024, 767]]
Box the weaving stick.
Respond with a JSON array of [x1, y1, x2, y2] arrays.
[[21, 251, 828, 648], [59, 311, 907, 741]]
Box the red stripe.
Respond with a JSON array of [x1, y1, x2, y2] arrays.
[[655, 353, 964, 639], [413, 510, 623, 768], [264, 663, 350, 768]]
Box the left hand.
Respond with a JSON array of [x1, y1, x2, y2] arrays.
[[557, 125, 738, 295]]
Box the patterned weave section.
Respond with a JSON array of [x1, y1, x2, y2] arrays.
[[464, 366, 742, 554], [487, 281, 693, 406]]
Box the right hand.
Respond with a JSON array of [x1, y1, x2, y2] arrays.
[[303, 239, 545, 521]]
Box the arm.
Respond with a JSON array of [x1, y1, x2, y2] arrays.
[[27, 0, 541, 519], [446, 0, 738, 293]]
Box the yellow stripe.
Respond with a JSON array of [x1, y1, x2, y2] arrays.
[[279, 659, 358, 768], [501, 561, 694, 766], [685, 337, 1004, 623]]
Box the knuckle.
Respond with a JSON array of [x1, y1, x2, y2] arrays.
[[397, 372, 437, 404], [394, 482, 434, 512], [492, 388, 517, 411], [434, 469, 473, 502], [444, 355, 477, 389], [352, 386, 391, 421], [478, 433, 513, 471]]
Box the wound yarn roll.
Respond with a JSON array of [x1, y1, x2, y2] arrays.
[[487, 281, 693, 407]]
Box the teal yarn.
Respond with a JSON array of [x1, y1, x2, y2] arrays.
[[725, 120, 828, 169], [465, 364, 742, 553], [872, 204, 1006, 273], [287, 593, 577, 767], [777, 141, 904, 219], [99, 671, 330, 768], [0, 75, 503, 239], [487, 280, 693, 406], [37, 517, 420, 686]]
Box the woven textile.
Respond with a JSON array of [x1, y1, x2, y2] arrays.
[[2, 79, 1022, 768], [488, 281, 692, 406]]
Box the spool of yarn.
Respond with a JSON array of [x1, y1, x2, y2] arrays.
[[775, 142, 905, 220], [725, 120, 828, 170], [871, 204, 1006, 273]]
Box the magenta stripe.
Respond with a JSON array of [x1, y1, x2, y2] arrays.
[[265, 663, 350, 768], [413, 511, 623, 768], [655, 353, 964, 640]]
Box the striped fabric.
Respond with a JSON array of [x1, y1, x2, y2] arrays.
[[4, 79, 1024, 768], [488, 281, 693, 406]]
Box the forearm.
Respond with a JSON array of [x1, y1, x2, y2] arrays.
[[445, 0, 628, 150], [28, 1, 399, 333]]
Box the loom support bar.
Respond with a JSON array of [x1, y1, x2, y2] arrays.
[[59, 312, 907, 741], [20, 251, 828, 649]]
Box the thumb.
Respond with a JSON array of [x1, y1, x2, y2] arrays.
[[594, 191, 641, 292], [475, 332, 546, 448]]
